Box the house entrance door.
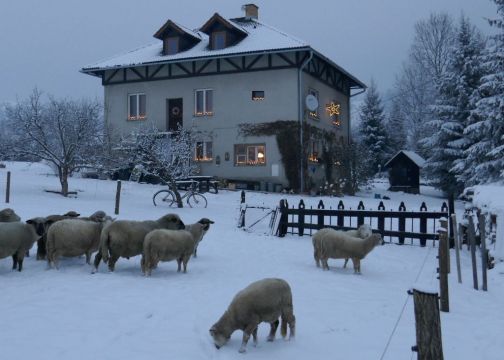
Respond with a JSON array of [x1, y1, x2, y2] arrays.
[[167, 98, 183, 132]]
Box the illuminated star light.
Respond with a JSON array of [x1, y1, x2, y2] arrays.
[[325, 102, 340, 117]]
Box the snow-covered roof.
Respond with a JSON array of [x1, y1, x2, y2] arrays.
[[384, 150, 426, 168], [82, 18, 307, 72], [81, 17, 364, 89]]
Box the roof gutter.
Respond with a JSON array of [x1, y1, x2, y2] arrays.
[[298, 50, 313, 194]]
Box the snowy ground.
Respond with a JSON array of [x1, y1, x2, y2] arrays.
[[1, 162, 503, 360]]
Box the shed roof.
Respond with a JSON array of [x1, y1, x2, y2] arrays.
[[384, 150, 426, 169]]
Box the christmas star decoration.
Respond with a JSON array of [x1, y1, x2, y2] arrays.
[[325, 102, 340, 117]]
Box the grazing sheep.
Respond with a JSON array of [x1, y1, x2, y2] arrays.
[[141, 218, 214, 276], [319, 231, 383, 274], [312, 224, 372, 267], [0, 208, 21, 222], [46, 217, 113, 269], [36, 211, 81, 260], [188, 218, 214, 258], [0, 218, 46, 271], [93, 213, 185, 273], [210, 278, 295, 353]]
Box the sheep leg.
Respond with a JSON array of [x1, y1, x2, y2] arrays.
[[267, 319, 279, 341], [322, 258, 330, 271], [85, 252, 91, 265], [239, 323, 258, 353], [252, 327, 258, 346], [352, 258, 361, 274], [36, 237, 47, 260], [17, 258, 24, 272], [176, 258, 182, 272], [11, 254, 18, 271], [182, 255, 190, 273], [140, 256, 146, 275], [92, 251, 102, 273], [314, 250, 320, 267], [193, 246, 198, 258], [343, 258, 349, 268], [108, 254, 119, 272]]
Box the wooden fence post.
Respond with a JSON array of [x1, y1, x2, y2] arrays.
[[317, 200, 325, 229], [438, 219, 449, 312], [398, 202, 406, 244], [5, 171, 11, 203], [337, 200, 344, 228], [411, 288, 444, 360], [448, 195, 455, 248], [238, 190, 246, 228], [467, 216, 479, 290], [298, 200, 305, 236], [276, 199, 288, 237], [357, 200, 365, 226], [479, 214, 488, 291], [114, 180, 121, 215], [451, 214, 462, 284]]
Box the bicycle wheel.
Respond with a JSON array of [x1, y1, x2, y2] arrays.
[[153, 190, 176, 207], [187, 193, 207, 208]]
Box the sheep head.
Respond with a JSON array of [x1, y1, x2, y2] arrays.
[[26, 217, 48, 236], [159, 213, 185, 230], [209, 325, 230, 349], [198, 218, 214, 232], [0, 208, 21, 222], [357, 224, 372, 238]]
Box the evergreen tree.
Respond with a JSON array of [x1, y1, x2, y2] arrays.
[[386, 99, 407, 155], [358, 80, 389, 175], [464, 0, 504, 184], [421, 16, 484, 195]]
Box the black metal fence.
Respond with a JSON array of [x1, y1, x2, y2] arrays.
[[276, 199, 450, 247]]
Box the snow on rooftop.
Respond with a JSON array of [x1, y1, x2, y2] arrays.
[[82, 18, 309, 71], [385, 150, 426, 168]]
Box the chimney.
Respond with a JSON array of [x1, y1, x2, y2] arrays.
[[242, 4, 259, 20]]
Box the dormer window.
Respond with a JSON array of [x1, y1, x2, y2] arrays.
[[165, 37, 179, 55], [212, 31, 226, 50]]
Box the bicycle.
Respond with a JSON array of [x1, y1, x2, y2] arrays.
[[152, 180, 208, 208]]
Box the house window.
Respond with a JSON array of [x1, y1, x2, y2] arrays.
[[195, 141, 213, 161], [128, 94, 146, 120], [212, 31, 226, 50], [234, 144, 266, 166], [194, 89, 213, 116], [252, 91, 265, 101], [308, 88, 319, 119], [308, 140, 319, 162], [165, 37, 179, 55]]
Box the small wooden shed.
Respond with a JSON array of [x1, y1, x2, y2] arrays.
[[384, 150, 425, 194]]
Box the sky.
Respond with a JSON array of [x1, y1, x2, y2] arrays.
[[0, 0, 498, 104]]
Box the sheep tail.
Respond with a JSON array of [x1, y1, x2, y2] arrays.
[[100, 227, 110, 263]]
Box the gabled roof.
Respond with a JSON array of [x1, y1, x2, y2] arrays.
[[153, 19, 202, 42], [200, 12, 248, 36], [384, 150, 426, 168]]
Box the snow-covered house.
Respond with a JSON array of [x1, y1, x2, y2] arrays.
[[384, 150, 426, 194], [81, 4, 365, 191]]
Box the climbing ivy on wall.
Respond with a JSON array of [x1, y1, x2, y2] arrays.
[[239, 120, 341, 192]]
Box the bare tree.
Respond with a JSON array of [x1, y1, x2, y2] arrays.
[[4, 89, 102, 196]]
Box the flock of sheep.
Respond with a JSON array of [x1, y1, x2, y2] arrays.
[[0, 206, 383, 353]]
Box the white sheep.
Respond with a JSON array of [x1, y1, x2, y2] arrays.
[[188, 218, 214, 257], [210, 278, 296, 353], [93, 213, 185, 273], [0, 208, 21, 222], [141, 218, 213, 276], [0, 218, 46, 271], [312, 224, 372, 267], [319, 230, 383, 274], [46, 217, 113, 269], [36, 211, 81, 260]]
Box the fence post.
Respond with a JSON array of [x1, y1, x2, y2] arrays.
[[438, 219, 449, 312], [238, 190, 246, 228], [337, 200, 344, 228], [5, 171, 11, 204], [357, 200, 364, 226], [479, 214, 488, 291], [298, 200, 305, 236], [114, 180, 121, 215], [277, 199, 288, 237], [398, 202, 406, 244], [451, 214, 462, 284], [411, 288, 444, 360], [317, 200, 325, 229], [419, 203, 427, 247], [448, 195, 455, 248], [467, 216, 479, 290]]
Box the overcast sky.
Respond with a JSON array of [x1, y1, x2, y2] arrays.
[[0, 0, 497, 104]]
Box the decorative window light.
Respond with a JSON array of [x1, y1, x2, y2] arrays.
[[194, 89, 213, 116], [325, 101, 341, 127], [128, 93, 146, 120], [195, 141, 213, 161], [234, 144, 266, 166], [252, 91, 265, 101], [308, 140, 319, 162]]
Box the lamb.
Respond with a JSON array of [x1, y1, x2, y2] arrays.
[[210, 278, 295, 353], [318, 230, 383, 274], [0, 218, 46, 271], [189, 218, 214, 257], [312, 224, 372, 267], [0, 208, 21, 222], [36, 211, 81, 260], [93, 213, 185, 273], [46, 216, 113, 269], [141, 218, 214, 276]]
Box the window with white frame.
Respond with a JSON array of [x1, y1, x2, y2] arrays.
[[128, 93, 146, 120], [195, 141, 213, 161], [308, 88, 319, 119], [194, 89, 213, 116], [234, 144, 266, 166]]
